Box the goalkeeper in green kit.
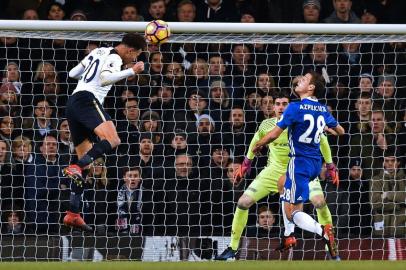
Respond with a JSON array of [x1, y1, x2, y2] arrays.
[[216, 92, 339, 260]]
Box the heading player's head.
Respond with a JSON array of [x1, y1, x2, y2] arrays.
[[273, 92, 290, 117], [117, 33, 147, 64], [294, 71, 325, 98]]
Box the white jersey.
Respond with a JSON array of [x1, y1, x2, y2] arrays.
[[72, 47, 123, 104]]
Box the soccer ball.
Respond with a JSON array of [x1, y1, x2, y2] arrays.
[[145, 20, 171, 45]]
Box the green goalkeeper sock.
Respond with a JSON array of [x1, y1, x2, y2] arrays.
[[316, 204, 333, 226], [230, 206, 249, 251]]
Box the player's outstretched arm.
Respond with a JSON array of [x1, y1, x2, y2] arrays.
[[69, 62, 85, 80], [100, 61, 144, 86], [331, 124, 345, 136], [252, 126, 284, 155], [233, 127, 264, 185]]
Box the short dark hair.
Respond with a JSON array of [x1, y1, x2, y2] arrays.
[[357, 92, 372, 100], [309, 71, 325, 97], [122, 166, 141, 176], [124, 97, 139, 105], [121, 33, 146, 50], [384, 146, 397, 159], [258, 206, 273, 215], [149, 0, 165, 8], [177, 0, 195, 11], [273, 92, 290, 101]]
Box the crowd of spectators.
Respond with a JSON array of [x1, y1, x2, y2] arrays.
[[0, 0, 405, 239]]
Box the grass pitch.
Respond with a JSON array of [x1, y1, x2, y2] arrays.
[[0, 261, 405, 270]]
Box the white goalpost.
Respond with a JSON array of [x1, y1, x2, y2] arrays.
[[0, 20, 405, 261]]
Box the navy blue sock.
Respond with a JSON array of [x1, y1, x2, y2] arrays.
[[77, 140, 112, 168], [69, 180, 84, 213], [69, 192, 82, 213]]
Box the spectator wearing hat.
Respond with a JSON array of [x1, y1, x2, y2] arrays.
[[190, 114, 219, 168], [374, 74, 401, 124], [370, 148, 406, 237], [375, 74, 396, 99], [360, 2, 383, 24], [240, 7, 256, 23], [358, 74, 374, 94], [208, 79, 231, 124], [164, 129, 188, 157], [324, 0, 361, 24], [301, 0, 321, 23], [70, 9, 87, 21]]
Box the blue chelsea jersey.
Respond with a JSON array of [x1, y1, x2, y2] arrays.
[[276, 97, 338, 159]]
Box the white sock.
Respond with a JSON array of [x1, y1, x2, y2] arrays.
[[292, 211, 323, 236], [282, 201, 296, 236]]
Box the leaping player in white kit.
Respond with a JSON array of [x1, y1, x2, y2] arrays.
[[62, 33, 146, 231]]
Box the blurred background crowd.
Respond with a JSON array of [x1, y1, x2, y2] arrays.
[[0, 0, 405, 239]]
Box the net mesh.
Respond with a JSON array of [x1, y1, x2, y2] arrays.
[[0, 30, 405, 261]]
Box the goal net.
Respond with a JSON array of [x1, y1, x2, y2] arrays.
[[0, 21, 405, 261]]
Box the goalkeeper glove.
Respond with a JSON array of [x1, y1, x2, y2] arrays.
[[325, 163, 339, 187], [233, 157, 252, 186]]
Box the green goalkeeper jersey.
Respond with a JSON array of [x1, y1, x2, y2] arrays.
[[246, 117, 332, 168]]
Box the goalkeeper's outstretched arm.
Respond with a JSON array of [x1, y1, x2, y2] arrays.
[[246, 129, 262, 161]]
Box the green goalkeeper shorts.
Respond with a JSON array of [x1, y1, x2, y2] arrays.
[[243, 165, 284, 202], [244, 165, 324, 203]]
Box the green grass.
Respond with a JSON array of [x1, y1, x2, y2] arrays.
[[0, 261, 405, 270]]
